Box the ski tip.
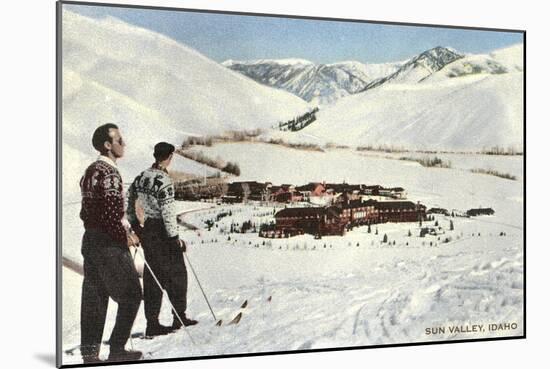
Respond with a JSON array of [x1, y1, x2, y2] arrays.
[[241, 300, 248, 309], [229, 312, 242, 325]]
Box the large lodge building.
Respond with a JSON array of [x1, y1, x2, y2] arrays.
[[262, 199, 426, 238]]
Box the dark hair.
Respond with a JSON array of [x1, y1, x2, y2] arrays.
[[153, 142, 175, 162], [92, 123, 119, 154]]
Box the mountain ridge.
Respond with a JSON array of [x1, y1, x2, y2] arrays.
[[223, 58, 403, 105]]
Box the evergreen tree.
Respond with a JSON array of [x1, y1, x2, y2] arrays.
[[408, 229, 412, 237]]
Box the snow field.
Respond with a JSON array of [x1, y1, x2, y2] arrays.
[[61, 139, 523, 365], [62, 214, 522, 364]]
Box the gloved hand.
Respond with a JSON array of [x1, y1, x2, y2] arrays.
[[168, 236, 185, 252], [179, 239, 187, 253], [131, 223, 143, 239]]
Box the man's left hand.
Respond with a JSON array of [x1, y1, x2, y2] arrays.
[[179, 239, 187, 253]]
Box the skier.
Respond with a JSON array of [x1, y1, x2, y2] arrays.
[[128, 142, 198, 337], [79, 123, 143, 363]]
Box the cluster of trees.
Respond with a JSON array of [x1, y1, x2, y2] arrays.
[[181, 129, 264, 148], [216, 211, 231, 221], [356, 144, 407, 153], [178, 150, 241, 176], [399, 156, 452, 168], [471, 168, 517, 180], [178, 150, 221, 169], [228, 220, 257, 234], [259, 221, 276, 231], [480, 146, 523, 156], [220, 129, 263, 142], [181, 136, 213, 148], [266, 138, 323, 152], [324, 143, 350, 149], [277, 107, 320, 132]]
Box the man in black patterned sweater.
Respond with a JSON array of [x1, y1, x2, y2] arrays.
[[79, 123, 142, 363], [128, 142, 198, 337]]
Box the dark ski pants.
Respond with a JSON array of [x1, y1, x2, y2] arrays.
[[80, 230, 142, 358], [142, 220, 188, 326]]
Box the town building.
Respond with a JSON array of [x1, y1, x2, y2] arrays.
[[268, 199, 426, 238]]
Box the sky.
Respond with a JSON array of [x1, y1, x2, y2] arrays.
[[65, 3, 524, 64]]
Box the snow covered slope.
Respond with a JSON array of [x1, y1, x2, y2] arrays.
[[223, 59, 402, 105], [490, 44, 524, 72], [62, 10, 310, 199], [303, 72, 523, 151]]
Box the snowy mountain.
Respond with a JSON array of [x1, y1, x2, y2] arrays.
[[329, 60, 403, 82], [223, 59, 402, 105], [362, 46, 464, 91], [62, 10, 310, 197], [285, 44, 524, 151]]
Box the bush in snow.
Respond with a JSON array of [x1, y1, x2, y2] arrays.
[[223, 162, 241, 176]]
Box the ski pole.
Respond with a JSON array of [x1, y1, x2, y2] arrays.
[[137, 247, 196, 345], [183, 252, 219, 324]]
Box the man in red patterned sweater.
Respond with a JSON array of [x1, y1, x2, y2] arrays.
[[79, 123, 142, 364]]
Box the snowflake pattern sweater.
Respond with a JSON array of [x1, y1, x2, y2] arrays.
[[127, 165, 179, 239], [80, 157, 128, 246]]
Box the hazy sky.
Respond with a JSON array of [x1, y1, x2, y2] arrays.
[[65, 3, 524, 64]]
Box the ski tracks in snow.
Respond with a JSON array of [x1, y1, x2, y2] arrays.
[[344, 244, 523, 345]]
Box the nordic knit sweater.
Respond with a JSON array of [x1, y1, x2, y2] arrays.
[[127, 165, 179, 239], [80, 157, 128, 246]]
